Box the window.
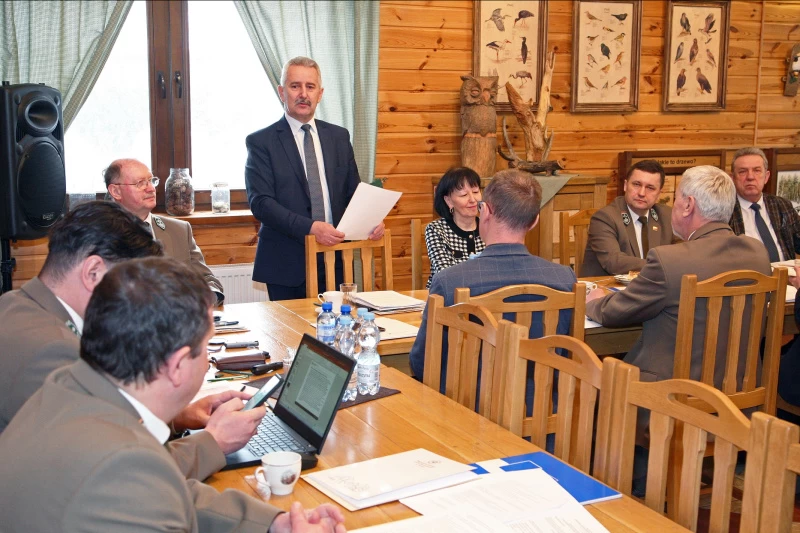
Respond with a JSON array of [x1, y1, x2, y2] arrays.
[[65, 0, 283, 198]]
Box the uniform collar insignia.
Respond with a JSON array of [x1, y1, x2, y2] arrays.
[[650, 208, 659, 222], [621, 212, 631, 226], [153, 216, 166, 231], [65, 320, 80, 338]]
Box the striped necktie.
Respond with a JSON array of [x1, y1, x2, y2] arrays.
[[301, 124, 325, 222]]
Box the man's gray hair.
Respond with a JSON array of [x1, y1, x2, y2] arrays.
[[731, 147, 769, 174], [484, 169, 542, 233], [280, 56, 322, 87], [679, 165, 736, 223]]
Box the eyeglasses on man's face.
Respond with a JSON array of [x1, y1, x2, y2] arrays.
[[477, 200, 487, 213], [114, 177, 159, 190]]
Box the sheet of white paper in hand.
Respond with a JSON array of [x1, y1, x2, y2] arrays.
[[336, 182, 402, 240]]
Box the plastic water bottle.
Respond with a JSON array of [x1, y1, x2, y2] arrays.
[[316, 302, 336, 346], [354, 307, 368, 335], [337, 316, 358, 402], [337, 304, 353, 327], [357, 312, 381, 395]]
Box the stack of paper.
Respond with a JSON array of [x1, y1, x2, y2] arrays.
[[302, 449, 476, 511], [349, 291, 426, 315], [374, 317, 419, 340]]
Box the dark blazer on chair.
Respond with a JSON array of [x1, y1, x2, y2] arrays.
[[245, 116, 360, 286], [729, 194, 800, 261], [582, 196, 674, 277]]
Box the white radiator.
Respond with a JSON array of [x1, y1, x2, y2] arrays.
[[210, 263, 269, 304]]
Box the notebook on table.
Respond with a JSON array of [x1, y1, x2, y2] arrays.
[[222, 333, 355, 471]]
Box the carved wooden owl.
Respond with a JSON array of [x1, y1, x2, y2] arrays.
[[460, 75, 498, 178], [459, 75, 499, 136]]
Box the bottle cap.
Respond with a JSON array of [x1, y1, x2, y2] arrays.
[[363, 312, 375, 320], [322, 302, 333, 312], [339, 316, 352, 325], [340, 304, 351, 314], [357, 308, 368, 316]]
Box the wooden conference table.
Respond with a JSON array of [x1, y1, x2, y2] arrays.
[[210, 305, 690, 531]]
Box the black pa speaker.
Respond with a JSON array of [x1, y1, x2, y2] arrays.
[[0, 82, 66, 240]]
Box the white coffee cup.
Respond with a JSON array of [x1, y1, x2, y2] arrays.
[[318, 291, 344, 314], [254, 451, 302, 496]]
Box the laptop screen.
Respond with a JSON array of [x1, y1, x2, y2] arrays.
[[273, 334, 354, 449]]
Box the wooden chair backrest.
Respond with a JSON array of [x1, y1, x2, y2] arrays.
[[739, 415, 800, 533], [673, 268, 787, 415], [422, 294, 522, 422], [595, 358, 775, 533], [500, 333, 603, 473], [304, 230, 393, 298], [410, 218, 425, 290], [559, 209, 598, 276], [454, 282, 586, 341]]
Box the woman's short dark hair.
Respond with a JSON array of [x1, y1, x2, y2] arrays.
[[81, 257, 214, 385], [433, 167, 482, 219]]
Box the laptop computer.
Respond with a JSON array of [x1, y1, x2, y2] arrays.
[[222, 333, 355, 471]]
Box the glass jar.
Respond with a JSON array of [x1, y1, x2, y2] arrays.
[[211, 181, 230, 214], [165, 168, 194, 216]]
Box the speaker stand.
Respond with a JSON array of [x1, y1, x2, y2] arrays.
[[1, 238, 15, 294]]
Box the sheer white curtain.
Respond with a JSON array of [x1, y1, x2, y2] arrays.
[[234, 0, 380, 182]]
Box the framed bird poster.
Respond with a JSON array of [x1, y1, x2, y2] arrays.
[[662, 0, 730, 112], [570, 0, 642, 113], [472, 0, 548, 112]]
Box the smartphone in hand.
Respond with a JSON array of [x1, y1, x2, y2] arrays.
[[242, 375, 282, 411]]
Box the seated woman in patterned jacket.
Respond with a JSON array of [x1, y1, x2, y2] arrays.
[[424, 167, 486, 288]]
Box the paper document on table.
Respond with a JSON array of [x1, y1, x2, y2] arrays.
[[351, 510, 515, 533], [350, 291, 426, 313], [374, 317, 419, 340], [787, 285, 797, 303], [336, 182, 402, 240], [585, 316, 602, 329], [772, 260, 796, 277], [302, 448, 476, 511], [400, 469, 610, 533]]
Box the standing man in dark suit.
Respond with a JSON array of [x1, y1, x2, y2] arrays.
[[105, 158, 225, 305], [409, 169, 577, 384], [581, 160, 674, 276], [245, 56, 384, 301], [728, 147, 800, 262], [0, 257, 346, 532]]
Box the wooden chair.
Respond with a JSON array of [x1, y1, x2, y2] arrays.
[[422, 294, 523, 422], [559, 209, 598, 276], [500, 333, 603, 473], [594, 358, 777, 533], [304, 230, 393, 298], [410, 218, 425, 290], [454, 282, 586, 341], [673, 268, 788, 415], [739, 415, 800, 533]]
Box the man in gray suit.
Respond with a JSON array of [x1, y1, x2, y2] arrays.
[[409, 169, 577, 383], [0, 257, 346, 532], [105, 158, 225, 305], [586, 165, 771, 390], [0, 202, 261, 480], [582, 160, 674, 276]]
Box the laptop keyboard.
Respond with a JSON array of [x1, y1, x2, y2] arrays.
[[248, 412, 315, 456]]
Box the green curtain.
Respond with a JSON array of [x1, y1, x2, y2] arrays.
[[0, 0, 133, 130], [234, 0, 380, 183]]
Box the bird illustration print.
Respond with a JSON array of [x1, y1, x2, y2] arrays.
[[614, 51, 624, 66], [696, 68, 712, 94], [584, 77, 598, 91], [486, 40, 512, 61], [689, 38, 699, 65], [602, 81, 609, 90], [679, 13, 691, 36], [705, 48, 717, 69], [585, 11, 601, 22], [486, 8, 511, 31], [601, 43, 611, 60], [600, 64, 611, 74], [611, 13, 628, 23], [514, 10, 534, 28], [612, 77, 627, 89], [587, 54, 598, 67], [676, 68, 687, 95], [602, 26, 615, 33], [587, 34, 599, 44], [674, 41, 685, 63], [700, 13, 717, 43], [521, 36, 528, 64], [509, 71, 532, 86]]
